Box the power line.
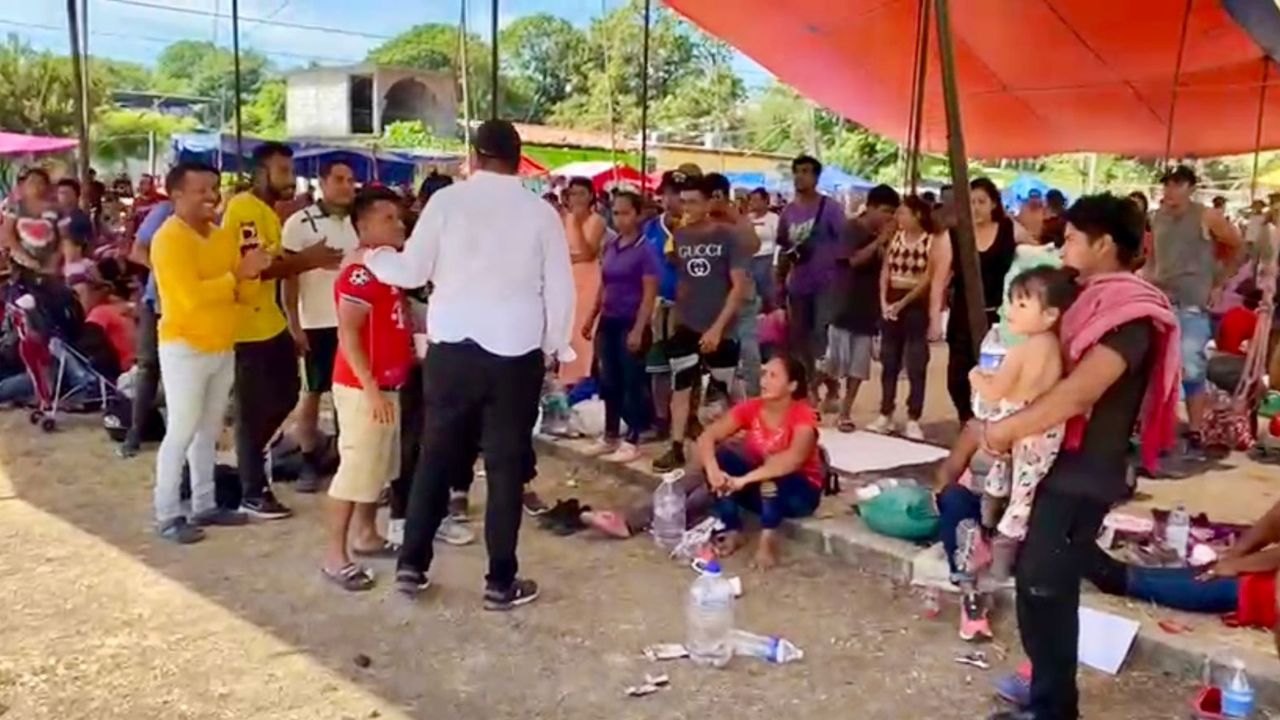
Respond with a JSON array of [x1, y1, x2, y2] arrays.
[[0, 18, 363, 65], [100, 0, 395, 40]]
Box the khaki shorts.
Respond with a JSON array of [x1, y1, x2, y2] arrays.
[[328, 384, 401, 504]]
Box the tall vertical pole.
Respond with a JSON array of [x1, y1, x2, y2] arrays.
[[80, 0, 92, 181], [905, 0, 930, 193], [231, 0, 245, 180], [65, 0, 91, 192], [1163, 0, 1194, 169], [459, 0, 473, 170], [604, 0, 619, 185], [934, 0, 985, 356], [489, 0, 499, 119], [1250, 59, 1271, 201], [638, 0, 652, 191]]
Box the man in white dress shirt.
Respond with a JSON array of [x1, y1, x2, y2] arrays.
[[364, 119, 575, 610]]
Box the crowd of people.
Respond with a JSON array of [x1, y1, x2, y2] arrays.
[[4, 119, 1280, 720]]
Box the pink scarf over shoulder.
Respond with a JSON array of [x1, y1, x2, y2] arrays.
[[1058, 272, 1181, 472]]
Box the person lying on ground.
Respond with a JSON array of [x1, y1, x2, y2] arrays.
[[700, 355, 824, 569]]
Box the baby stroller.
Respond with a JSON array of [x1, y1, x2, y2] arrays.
[[4, 290, 117, 432]]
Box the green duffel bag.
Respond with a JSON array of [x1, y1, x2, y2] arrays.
[[857, 485, 939, 541]]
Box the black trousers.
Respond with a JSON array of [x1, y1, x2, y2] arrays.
[[397, 341, 542, 588], [232, 330, 300, 506], [879, 291, 929, 419], [946, 307, 998, 424], [125, 302, 161, 447], [1015, 485, 1111, 720], [390, 360, 482, 521]]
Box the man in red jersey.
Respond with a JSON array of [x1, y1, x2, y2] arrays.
[[320, 187, 415, 591]]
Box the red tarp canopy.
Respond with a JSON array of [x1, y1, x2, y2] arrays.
[[0, 132, 79, 157], [549, 161, 646, 192], [518, 153, 548, 177], [666, 0, 1280, 158]]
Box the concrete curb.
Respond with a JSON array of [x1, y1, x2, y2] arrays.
[[535, 436, 1280, 707]]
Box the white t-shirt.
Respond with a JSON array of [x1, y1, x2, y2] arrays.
[[750, 211, 779, 259], [281, 203, 360, 329]]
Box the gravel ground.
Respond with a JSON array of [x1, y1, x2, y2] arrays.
[[0, 412, 1195, 720]]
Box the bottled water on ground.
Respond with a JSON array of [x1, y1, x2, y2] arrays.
[[686, 560, 734, 668], [1165, 504, 1191, 561], [1222, 658, 1255, 718], [977, 327, 1008, 373], [729, 629, 805, 664], [652, 470, 686, 550]]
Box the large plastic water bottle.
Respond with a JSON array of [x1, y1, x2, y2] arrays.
[[686, 560, 735, 668], [1222, 658, 1255, 718], [1166, 504, 1191, 561], [652, 470, 687, 550], [729, 629, 805, 664], [977, 326, 1008, 373]]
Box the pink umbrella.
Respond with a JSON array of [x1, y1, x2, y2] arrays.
[[0, 132, 79, 158]]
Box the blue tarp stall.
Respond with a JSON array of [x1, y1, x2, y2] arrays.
[[817, 166, 875, 193], [1004, 173, 1051, 205], [170, 133, 423, 185]]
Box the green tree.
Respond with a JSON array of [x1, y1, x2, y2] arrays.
[[381, 120, 461, 151], [241, 78, 286, 138], [499, 14, 587, 122], [0, 34, 104, 137], [154, 40, 270, 126], [92, 108, 197, 168]]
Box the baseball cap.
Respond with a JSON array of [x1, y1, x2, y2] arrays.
[[1160, 164, 1198, 186], [657, 170, 688, 194], [472, 119, 522, 166]]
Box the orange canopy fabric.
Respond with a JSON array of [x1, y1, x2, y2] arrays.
[[518, 154, 548, 177], [666, 0, 1280, 158]]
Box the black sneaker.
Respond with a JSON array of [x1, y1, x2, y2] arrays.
[[395, 568, 431, 598], [651, 445, 685, 473], [522, 491, 549, 517], [484, 578, 540, 611], [116, 441, 140, 459], [448, 491, 470, 523], [192, 508, 250, 527], [157, 517, 205, 544], [241, 491, 293, 520]]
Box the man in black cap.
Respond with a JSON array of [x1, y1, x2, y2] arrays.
[[1149, 164, 1241, 458], [364, 119, 576, 610]]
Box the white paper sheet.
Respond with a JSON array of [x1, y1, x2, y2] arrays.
[[817, 429, 949, 475], [1077, 606, 1140, 675]]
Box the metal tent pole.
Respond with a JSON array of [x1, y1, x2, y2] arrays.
[[639, 0, 652, 191], [934, 0, 986, 356], [459, 0, 473, 167], [1250, 58, 1271, 201], [490, 0, 499, 118], [905, 0, 930, 193], [65, 0, 91, 192], [232, 0, 245, 179], [1163, 0, 1194, 168]]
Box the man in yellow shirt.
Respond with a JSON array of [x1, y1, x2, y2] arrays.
[[223, 142, 342, 519], [151, 162, 270, 544]]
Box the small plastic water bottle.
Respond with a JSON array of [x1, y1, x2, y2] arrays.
[[977, 327, 1008, 373], [687, 560, 734, 668], [729, 629, 805, 664], [652, 470, 687, 550], [1222, 658, 1255, 718], [1166, 504, 1191, 561]]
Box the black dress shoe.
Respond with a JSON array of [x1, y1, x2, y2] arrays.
[[987, 710, 1037, 720]]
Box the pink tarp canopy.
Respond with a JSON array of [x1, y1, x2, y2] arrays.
[[0, 132, 79, 157], [665, 0, 1280, 159]]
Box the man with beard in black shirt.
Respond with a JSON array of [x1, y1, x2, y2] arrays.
[[941, 194, 1179, 720]]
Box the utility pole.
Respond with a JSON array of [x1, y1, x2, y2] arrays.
[[489, 0, 499, 118], [639, 0, 652, 189], [65, 0, 91, 192], [934, 0, 986, 356], [232, 0, 245, 180], [459, 0, 472, 166]]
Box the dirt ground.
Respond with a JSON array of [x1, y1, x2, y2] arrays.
[[0, 410, 1200, 720]]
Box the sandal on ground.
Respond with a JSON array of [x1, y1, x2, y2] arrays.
[[582, 510, 632, 539], [322, 563, 375, 592], [351, 539, 400, 559], [837, 418, 857, 433]]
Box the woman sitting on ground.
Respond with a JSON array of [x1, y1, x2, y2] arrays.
[[582, 356, 824, 569], [700, 355, 824, 569]]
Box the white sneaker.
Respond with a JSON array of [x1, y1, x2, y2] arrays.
[[583, 438, 619, 457], [436, 519, 476, 546], [601, 441, 640, 464], [904, 420, 925, 441], [867, 415, 894, 434]]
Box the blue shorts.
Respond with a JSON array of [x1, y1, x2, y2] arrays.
[[1177, 306, 1211, 396]]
